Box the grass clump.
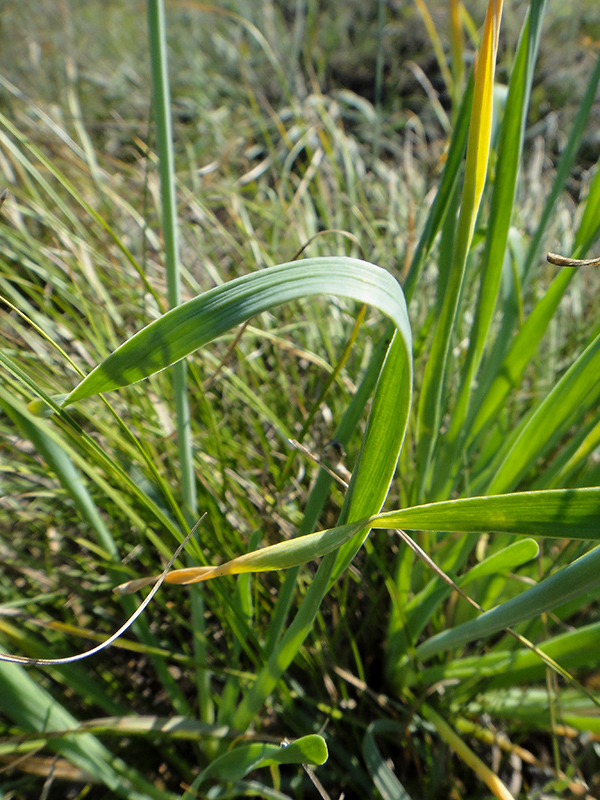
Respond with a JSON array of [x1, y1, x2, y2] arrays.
[[1, 1, 600, 799]]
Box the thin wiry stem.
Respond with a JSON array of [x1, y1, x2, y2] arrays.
[[0, 518, 204, 667]]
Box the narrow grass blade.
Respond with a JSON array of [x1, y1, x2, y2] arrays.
[[421, 705, 515, 800], [521, 45, 600, 282], [412, 0, 454, 100], [416, 0, 504, 498], [449, 0, 465, 106], [466, 48, 600, 441], [416, 544, 600, 661], [466, 267, 576, 451], [0, 111, 161, 307], [402, 74, 473, 302], [0, 389, 191, 710], [147, 0, 208, 724], [436, 4, 547, 490], [484, 330, 600, 493], [362, 721, 413, 800], [418, 621, 600, 688], [575, 155, 600, 250], [0, 525, 197, 665], [467, 154, 600, 455], [117, 487, 597, 593], [0, 660, 177, 800]]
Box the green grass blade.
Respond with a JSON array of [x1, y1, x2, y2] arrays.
[[458, 539, 539, 588], [466, 267, 576, 451], [418, 621, 600, 688], [416, 543, 600, 661], [460, 49, 600, 457], [420, 704, 514, 800], [0, 660, 177, 800], [435, 4, 547, 489], [415, 0, 504, 499], [232, 326, 413, 731], [373, 487, 600, 538], [0, 111, 162, 308], [402, 74, 473, 303], [484, 330, 600, 493], [331, 331, 413, 580], [362, 721, 413, 800], [0, 390, 191, 714], [521, 45, 600, 282], [63, 258, 411, 404], [539, 415, 600, 489], [575, 155, 600, 251], [386, 537, 539, 681], [147, 0, 207, 724]]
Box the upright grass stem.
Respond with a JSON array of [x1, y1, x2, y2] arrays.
[[146, 0, 213, 724]]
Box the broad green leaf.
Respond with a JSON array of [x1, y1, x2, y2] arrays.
[[331, 330, 413, 580], [194, 736, 328, 785], [115, 519, 367, 593], [63, 258, 411, 405], [117, 489, 597, 594]]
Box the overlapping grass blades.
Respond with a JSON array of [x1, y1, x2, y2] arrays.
[[2, 0, 600, 796], [415, 0, 504, 502]]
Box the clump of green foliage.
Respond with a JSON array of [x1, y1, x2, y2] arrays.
[[1, 1, 600, 799]]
